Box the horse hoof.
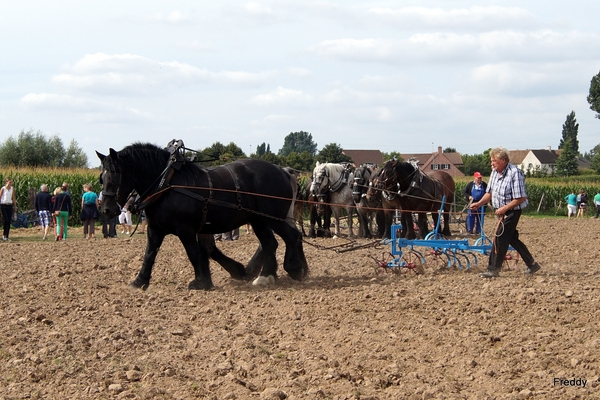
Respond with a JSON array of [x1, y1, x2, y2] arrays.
[[188, 279, 214, 291], [129, 278, 149, 290], [252, 275, 275, 286]]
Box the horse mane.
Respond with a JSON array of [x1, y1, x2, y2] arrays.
[[317, 163, 347, 180]]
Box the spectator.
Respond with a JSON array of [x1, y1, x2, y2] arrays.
[[119, 197, 135, 235], [98, 191, 117, 238], [0, 177, 17, 241], [577, 190, 588, 218], [564, 191, 577, 219], [137, 210, 147, 234], [215, 228, 240, 241], [463, 172, 487, 234], [35, 184, 52, 240], [594, 191, 600, 219], [80, 183, 99, 239], [52, 185, 72, 241]]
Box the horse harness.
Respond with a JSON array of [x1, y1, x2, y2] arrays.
[[315, 163, 353, 195], [381, 161, 443, 203], [131, 139, 248, 229]]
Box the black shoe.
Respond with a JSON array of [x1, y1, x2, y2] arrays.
[[479, 270, 499, 278], [524, 262, 541, 275]]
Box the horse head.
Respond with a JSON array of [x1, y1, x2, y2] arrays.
[[310, 162, 329, 195], [96, 148, 133, 218], [352, 166, 371, 203]]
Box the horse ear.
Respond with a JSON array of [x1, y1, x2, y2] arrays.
[[96, 151, 105, 161], [109, 148, 118, 159]]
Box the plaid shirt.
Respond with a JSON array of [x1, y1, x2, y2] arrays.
[[486, 162, 528, 210]]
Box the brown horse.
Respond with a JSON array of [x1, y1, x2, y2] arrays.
[[371, 159, 455, 239]]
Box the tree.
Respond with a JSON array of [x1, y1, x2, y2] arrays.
[[63, 139, 89, 168], [587, 69, 600, 119], [590, 144, 600, 174], [555, 138, 579, 176], [382, 151, 403, 162], [461, 153, 491, 177], [278, 131, 318, 157], [558, 111, 579, 154], [199, 142, 246, 165], [283, 151, 314, 172], [0, 129, 87, 168], [443, 147, 457, 153], [315, 143, 352, 164]]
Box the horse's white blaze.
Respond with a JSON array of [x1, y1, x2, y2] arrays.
[[252, 275, 275, 286]]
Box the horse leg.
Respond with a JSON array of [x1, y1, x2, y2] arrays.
[[270, 220, 309, 281], [375, 210, 385, 238], [442, 207, 452, 236], [346, 206, 355, 238], [403, 212, 417, 240], [248, 225, 279, 286], [309, 206, 318, 238], [417, 213, 429, 239], [131, 230, 166, 290], [333, 208, 342, 236], [198, 234, 249, 281], [179, 233, 214, 290], [356, 206, 371, 238], [318, 205, 331, 237]]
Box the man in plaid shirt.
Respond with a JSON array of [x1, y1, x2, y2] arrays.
[[470, 147, 542, 278]]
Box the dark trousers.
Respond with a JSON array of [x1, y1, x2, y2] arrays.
[[488, 209, 535, 271], [101, 213, 117, 238], [1, 204, 13, 238], [596, 204, 600, 218]]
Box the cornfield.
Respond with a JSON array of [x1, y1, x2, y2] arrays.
[[0, 167, 100, 225], [454, 176, 600, 215]]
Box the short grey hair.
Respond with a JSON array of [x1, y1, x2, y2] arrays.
[[40, 184, 49, 192], [490, 147, 510, 163]]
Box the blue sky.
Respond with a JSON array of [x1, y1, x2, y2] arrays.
[[1, 1, 599, 167]]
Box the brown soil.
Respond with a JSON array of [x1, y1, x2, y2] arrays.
[[1, 216, 599, 399]]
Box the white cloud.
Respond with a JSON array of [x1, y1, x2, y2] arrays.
[[307, 30, 600, 64], [252, 86, 313, 106], [367, 6, 537, 31], [147, 11, 192, 23], [52, 53, 276, 95], [20, 92, 153, 123]]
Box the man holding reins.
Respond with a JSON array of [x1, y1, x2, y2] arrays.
[[470, 147, 542, 278]]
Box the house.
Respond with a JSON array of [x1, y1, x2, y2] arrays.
[[509, 147, 590, 175], [341, 149, 384, 167], [399, 146, 465, 177]]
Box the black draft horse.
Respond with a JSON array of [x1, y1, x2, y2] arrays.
[[371, 159, 455, 239], [352, 165, 386, 238], [96, 142, 308, 290]]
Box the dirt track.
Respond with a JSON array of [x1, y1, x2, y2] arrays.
[[1, 216, 600, 399]]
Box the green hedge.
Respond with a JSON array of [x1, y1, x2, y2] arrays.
[[0, 168, 100, 226]]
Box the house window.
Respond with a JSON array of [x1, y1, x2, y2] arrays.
[[430, 164, 450, 170]]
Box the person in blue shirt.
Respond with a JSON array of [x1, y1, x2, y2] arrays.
[[463, 172, 487, 234], [80, 183, 99, 239], [470, 147, 541, 278]]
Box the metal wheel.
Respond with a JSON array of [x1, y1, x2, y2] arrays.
[[370, 252, 396, 274], [400, 250, 425, 274], [424, 248, 450, 271]]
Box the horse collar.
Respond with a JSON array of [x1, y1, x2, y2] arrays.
[[399, 166, 423, 197]]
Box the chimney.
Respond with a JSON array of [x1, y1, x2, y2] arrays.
[[438, 146, 442, 154], [546, 146, 551, 151]]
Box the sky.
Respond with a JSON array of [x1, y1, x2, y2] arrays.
[[1, 1, 600, 168]]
